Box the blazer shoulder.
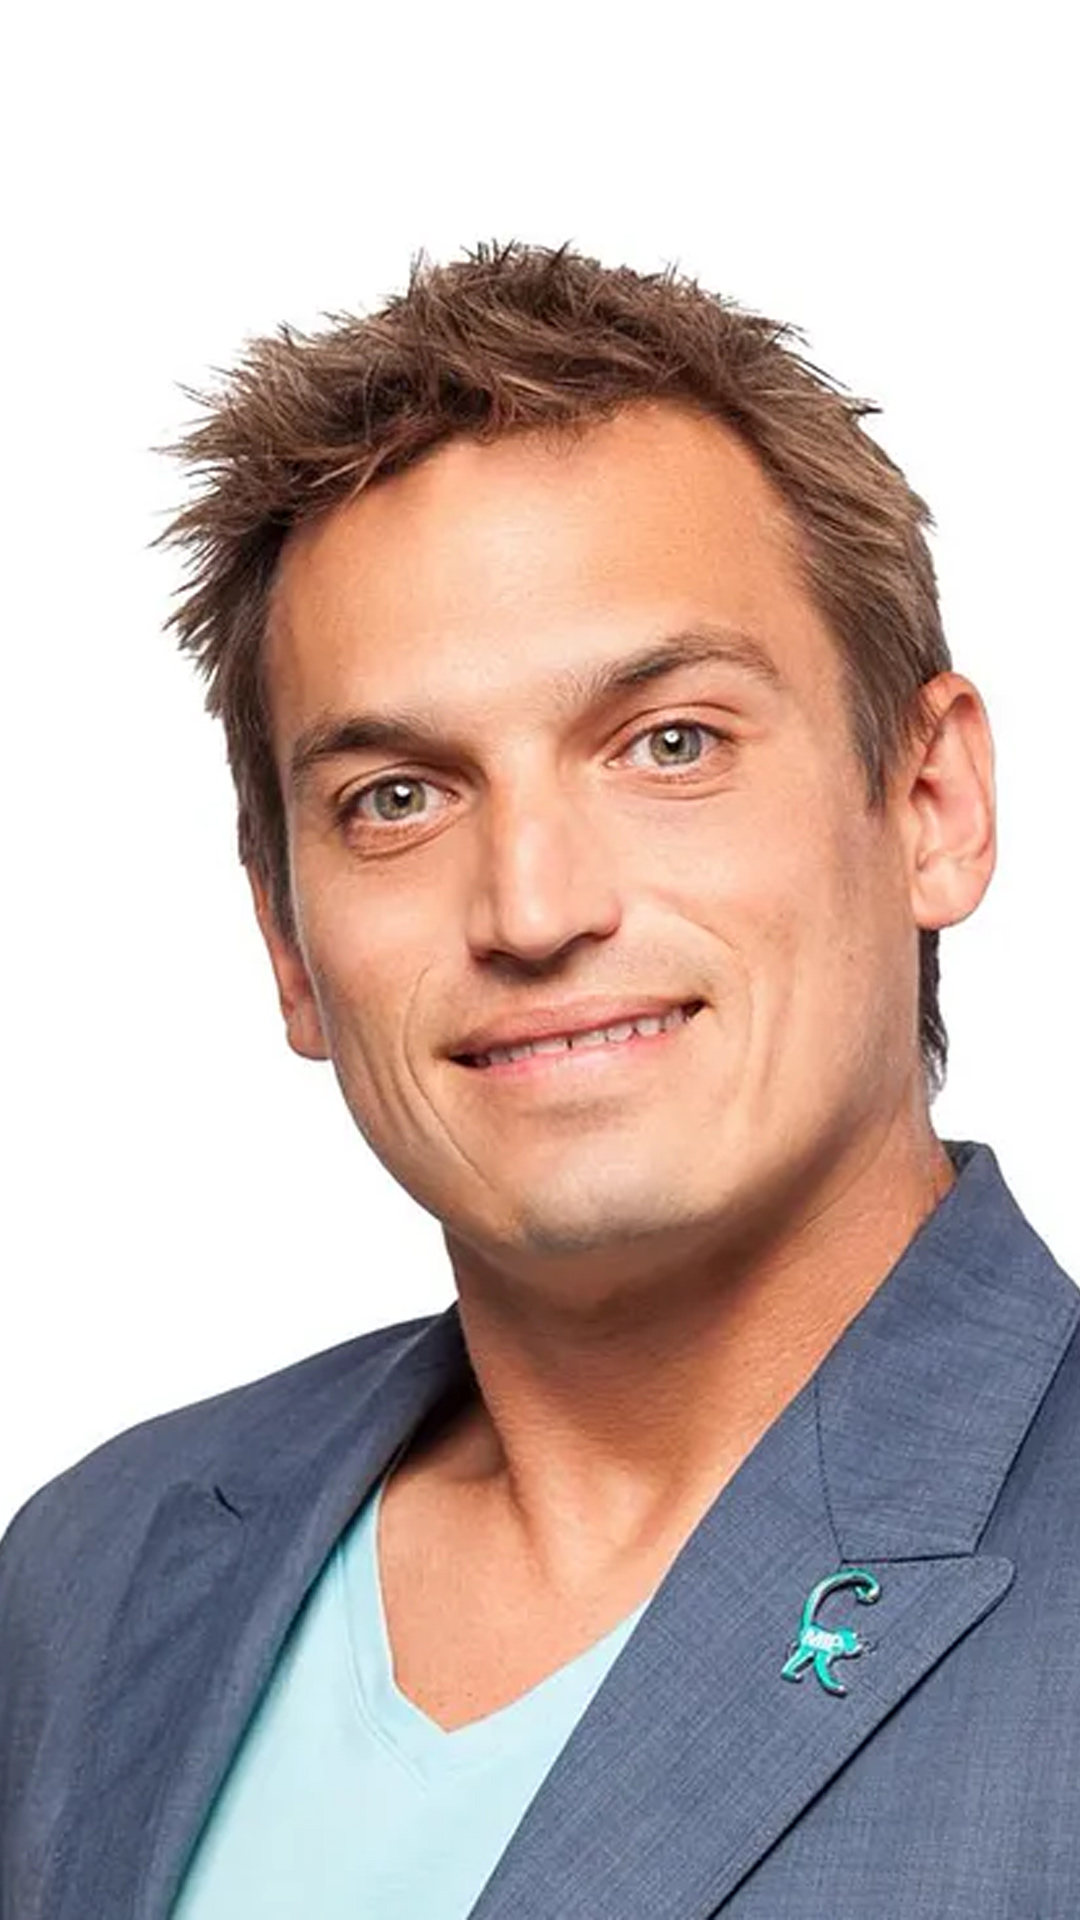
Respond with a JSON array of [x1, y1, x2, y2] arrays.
[[0, 1311, 443, 1600]]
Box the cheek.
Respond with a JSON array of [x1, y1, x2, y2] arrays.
[[294, 837, 444, 1000], [745, 803, 914, 1086], [653, 779, 903, 1034], [640, 777, 855, 948], [291, 873, 410, 1078], [293, 858, 470, 1164]]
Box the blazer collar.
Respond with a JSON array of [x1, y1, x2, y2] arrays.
[[820, 1138, 1080, 1560]]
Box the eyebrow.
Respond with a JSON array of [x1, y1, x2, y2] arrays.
[[289, 624, 785, 792]]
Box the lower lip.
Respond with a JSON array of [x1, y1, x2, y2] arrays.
[[458, 1009, 701, 1081]]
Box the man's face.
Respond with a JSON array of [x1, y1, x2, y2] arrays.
[[262, 404, 925, 1282]]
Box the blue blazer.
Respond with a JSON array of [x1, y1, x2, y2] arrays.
[[3, 1140, 1080, 1917]]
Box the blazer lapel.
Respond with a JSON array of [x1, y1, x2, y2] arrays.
[[470, 1144, 1079, 1919], [42, 1307, 472, 1920]]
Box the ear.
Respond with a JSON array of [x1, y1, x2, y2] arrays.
[[247, 868, 330, 1062], [900, 672, 996, 932]]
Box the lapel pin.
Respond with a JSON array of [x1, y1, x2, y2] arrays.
[[781, 1568, 881, 1694]]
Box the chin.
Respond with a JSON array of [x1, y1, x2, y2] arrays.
[[504, 1177, 706, 1260]]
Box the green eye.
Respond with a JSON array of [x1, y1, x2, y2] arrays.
[[645, 723, 708, 766], [337, 773, 455, 840], [369, 779, 429, 820], [620, 719, 731, 777]]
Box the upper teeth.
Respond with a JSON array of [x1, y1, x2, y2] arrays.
[[473, 1004, 694, 1067]]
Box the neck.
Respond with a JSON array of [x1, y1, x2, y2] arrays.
[[432, 1110, 954, 1582]]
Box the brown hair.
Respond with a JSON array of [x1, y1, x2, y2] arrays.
[[164, 241, 951, 1091]]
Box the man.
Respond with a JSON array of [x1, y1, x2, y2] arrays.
[[1, 242, 1076, 1917]]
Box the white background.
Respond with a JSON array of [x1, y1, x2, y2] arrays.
[[2, 2, 1076, 1532]]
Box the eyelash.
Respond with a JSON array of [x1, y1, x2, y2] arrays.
[[335, 719, 733, 831]]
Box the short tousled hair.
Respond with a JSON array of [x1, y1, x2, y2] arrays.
[[164, 241, 951, 1091]]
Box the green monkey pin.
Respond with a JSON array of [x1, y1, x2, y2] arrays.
[[781, 1569, 881, 1694]]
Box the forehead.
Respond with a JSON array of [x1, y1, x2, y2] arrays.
[[266, 402, 844, 745]]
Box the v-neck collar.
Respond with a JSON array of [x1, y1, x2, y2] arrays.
[[338, 1472, 651, 1778]]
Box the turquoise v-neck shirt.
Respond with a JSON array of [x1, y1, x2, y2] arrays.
[[173, 1475, 649, 1918]]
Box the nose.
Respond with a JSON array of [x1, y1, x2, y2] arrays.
[[465, 775, 622, 969]]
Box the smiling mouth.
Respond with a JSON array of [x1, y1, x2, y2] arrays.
[[457, 1001, 705, 1070]]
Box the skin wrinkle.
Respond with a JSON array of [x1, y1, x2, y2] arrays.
[[323, 936, 523, 1211], [402, 963, 506, 1207]]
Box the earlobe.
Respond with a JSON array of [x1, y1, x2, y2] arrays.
[[905, 672, 997, 933], [247, 869, 331, 1062]]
